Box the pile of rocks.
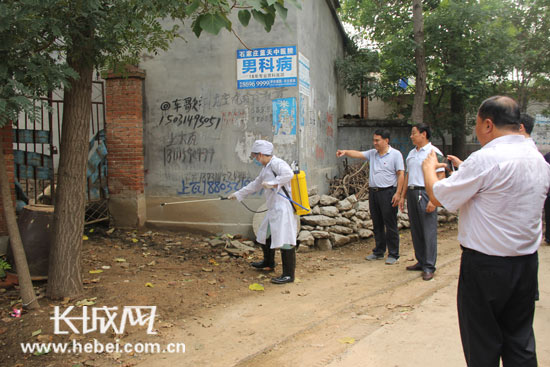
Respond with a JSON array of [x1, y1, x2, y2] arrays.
[[297, 188, 457, 251]]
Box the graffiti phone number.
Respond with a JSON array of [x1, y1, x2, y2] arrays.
[[177, 179, 254, 196], [159, 114, 221, 129]]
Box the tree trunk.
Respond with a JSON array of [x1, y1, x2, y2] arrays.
[[411, 0, 427, 125], [517, 76, 530, 112], [0, 139, 40, 309], [47, 54, 93, 299], [436, 130, 447, 154], [450, 88, 467, 159]]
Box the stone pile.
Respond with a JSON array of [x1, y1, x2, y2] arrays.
[[297, 187, 457, 251]]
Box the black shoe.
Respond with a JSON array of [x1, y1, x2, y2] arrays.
[[422, 271, 434, 281], [271, 275, 293, 284], [271, 247, 295, 284], [251, 260, 275, 270], [251, 239, 276, 270], [406, 263, 423, 271]]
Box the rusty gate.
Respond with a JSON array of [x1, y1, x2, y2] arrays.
[[13, 80, 109, 224]]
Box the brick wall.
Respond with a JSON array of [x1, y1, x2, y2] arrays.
[[104, 67, 146, 196], [0, 124, 15, 235]]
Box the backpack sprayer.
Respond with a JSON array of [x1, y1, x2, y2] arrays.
[[287, 161, 311, 215]]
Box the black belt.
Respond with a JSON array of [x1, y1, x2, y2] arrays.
[[408, 185, 425, 190], [461, 245, 537, 259], [370, 186, 394, 192]]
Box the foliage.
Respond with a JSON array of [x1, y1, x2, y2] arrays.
[[497, 0, 550, 111], [422, 0, 513, 135], [338, 0, 550, 139], [335, 49, 380, 99], [0, 0, 297, 127], [0, 258, 11, 279], [0, 1, 77, 126]]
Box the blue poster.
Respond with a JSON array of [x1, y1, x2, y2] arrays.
[[272, 98, 297, 136]]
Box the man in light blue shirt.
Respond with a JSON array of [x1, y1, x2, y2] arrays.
[[337, 129, 405, 264], [399, 123, 445, 281]]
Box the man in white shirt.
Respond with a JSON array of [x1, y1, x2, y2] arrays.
[[422, 96, 550, 366], [399, 124, 445, 281], [337, 129, 405, 264]]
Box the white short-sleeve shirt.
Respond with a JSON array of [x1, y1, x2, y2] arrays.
[[433, 135, 550, 256], [406, 142, 445, 186]]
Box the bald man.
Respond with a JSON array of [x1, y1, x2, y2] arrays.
[[423, 96, 550, 366]]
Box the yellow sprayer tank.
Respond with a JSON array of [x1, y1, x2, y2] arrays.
[[290, 170, 311, 216]]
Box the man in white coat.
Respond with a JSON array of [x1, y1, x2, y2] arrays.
[[229, 140, 298, 284]]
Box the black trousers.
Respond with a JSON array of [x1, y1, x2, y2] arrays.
[[458, 247, 538, 367], [407, 189, 438, 272], [369, 187, 399, 259]]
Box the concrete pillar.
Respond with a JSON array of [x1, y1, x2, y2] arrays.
[[0, 124, 15, 237], [104, 66, 147, 228]]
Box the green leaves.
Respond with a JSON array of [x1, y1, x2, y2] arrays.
[[192, 0, 294, 37], [273, 3, 288, 20], [338, 0, 541, 134], [238, 10, 252, 26], [336, 49, 381, 99], [185, 0, 201, 16], [245, 0, 264, 10], [199, 13, 230, 35], [251, 9, 275, 32]]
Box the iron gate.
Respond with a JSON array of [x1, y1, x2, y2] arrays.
[[13, 80, 109, 224]]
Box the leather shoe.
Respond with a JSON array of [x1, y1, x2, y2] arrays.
[[271, 275, 293, 284], [406, 263, 422, 271], [422, 271, 434, 281]]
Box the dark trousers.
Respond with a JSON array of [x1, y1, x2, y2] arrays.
[[407, 189, 438, 272], [369, 187, 399, 259], [458, 247, 538, 367], [545, 196, 550, 242]]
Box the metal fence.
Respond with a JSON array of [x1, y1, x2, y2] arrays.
[[13, 80, 109, 224]]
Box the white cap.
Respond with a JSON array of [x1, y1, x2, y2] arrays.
[[251, 140, 273, 155]]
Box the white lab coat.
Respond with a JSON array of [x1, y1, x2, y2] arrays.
[[234, 156, 297, 248]]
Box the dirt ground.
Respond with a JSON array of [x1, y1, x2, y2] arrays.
[[1, 223, 549, 367]]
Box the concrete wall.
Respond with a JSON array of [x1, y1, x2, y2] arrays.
[[138, 2, 351, 236], [367, 98, 394, 120], [528, 102, 550, 153], [336, 119, 414, 174], [296, 0, 348, 194]]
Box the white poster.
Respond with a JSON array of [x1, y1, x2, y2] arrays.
[[298, 52, 311, 96], [237, 46, 297, 89]]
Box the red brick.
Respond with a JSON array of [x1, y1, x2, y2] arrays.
[[105, 67, 146, 196]]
